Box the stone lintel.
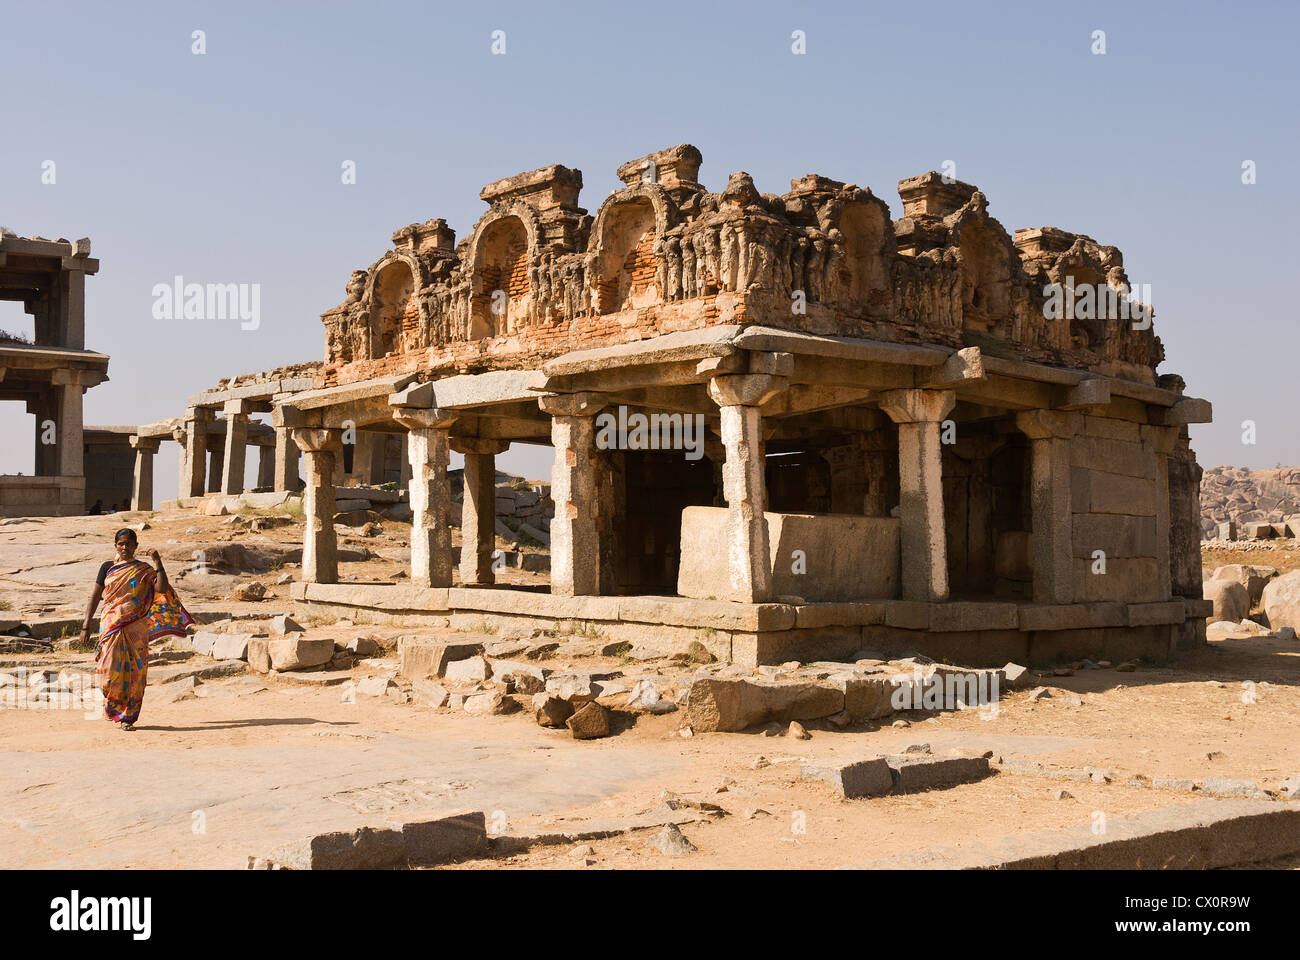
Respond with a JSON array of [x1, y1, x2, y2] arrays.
[[129, 435, 161, 452], [919, 346, 984, 388], [292, 427, 344, 453], [1059, 378, 1111, 410], [878, 388, 955, 424], [538, 392, 606, 418], [708, 374, 788, 408], [1016, 409, 1080, 440], [393, 407, 456, 431], [450, 436, 510, 455]]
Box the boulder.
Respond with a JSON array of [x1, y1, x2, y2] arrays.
[[232, 581, 268, 602], [684, 677, 844, 733], [648, 823, 696, 856], [267, 636, 335, 671], [1202, 579, 1249, 624], [464, 691, 509, 715], [491, 660, 549, 695], [565, 701, 611, 739], [1210, 564, 1277, 607], [1262, 571, 1300, 631]]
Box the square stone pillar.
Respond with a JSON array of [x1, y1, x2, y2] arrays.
[[171, 426, 189, 501], [394, 409, 456, 588], [707, 374, 788, 603], [293, 428, 343, 584], [220, 399, 250, 496], [539, 394, 607, 598], [257, 444, 275, 489], [272, 424, 299, 492], [452, 438, 510, 586], [1143, 424, 1178, 601], [50, 368, 84, 477], [1017, 410, 1079, 604], [207, 446, 223, 493], [129, 436, 161, 511], [880, 388, 956, 601], [183, 407, 213, 498]]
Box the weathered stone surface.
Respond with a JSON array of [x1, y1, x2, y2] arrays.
[[267, 636, 335, 671], [247, 637, 271, 673], [411, 678, 449, 707], [566, 701, 611, 739], [800, 758, 893, 798], [1002, 662, 1032, 689], [648, 822, 697, 856], [397, 638, 484, 680], [1202, 579, 1248, 625], [190, 631, 218, 657], [886, 755, 992, 793], [684, 677, 844, 732], [346, 636, 382, 656], [491, 659, 549, 695], [1262, 571, 1300, 631], [356, 676, 393, 697], [832, 676, 896, 721], [1198, 777, 1269, 800], [464, 690, 509, 715], [1210, 564, 1277, 608]]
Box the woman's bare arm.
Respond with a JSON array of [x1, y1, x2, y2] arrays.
[[79, 583, 104, 644], [148, 549, 170, 594]]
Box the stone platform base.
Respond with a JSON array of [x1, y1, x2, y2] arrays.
[[290, 583, 1209, 669]]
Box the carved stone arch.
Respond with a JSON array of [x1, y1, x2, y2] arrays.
[[949, 211, 1021, 337], [465, 202, 542, 339], [363, 253, 422, 359], [829, 196, 894, 318], [587, 184, 673, 314]]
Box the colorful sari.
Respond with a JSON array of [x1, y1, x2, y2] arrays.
[[95, 559, 194, 724]]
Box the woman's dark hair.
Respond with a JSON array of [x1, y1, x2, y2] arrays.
[[114, 528, 138, 545]]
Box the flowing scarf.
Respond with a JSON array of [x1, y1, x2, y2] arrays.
[[98, 558, 195, 643]]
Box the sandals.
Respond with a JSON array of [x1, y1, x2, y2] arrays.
[[120, 722, 135, 732]]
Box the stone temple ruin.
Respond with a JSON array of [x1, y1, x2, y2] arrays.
[[126, 144, 1212, 667]]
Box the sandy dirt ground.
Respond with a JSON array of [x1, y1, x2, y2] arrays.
[[1, 509, 1298, 870]]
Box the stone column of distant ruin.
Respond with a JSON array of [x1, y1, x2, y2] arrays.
[[220, 399, 250, 496], [454, 437, 510, 586], [540, 393, 606, 598], [1016, 410, 1079, 604], [293, 427, 343, 583], [128, 435, 160, 511], [183, 407, 212, 498], [395, 409, 456, 588], [880, 388, 957, 602]]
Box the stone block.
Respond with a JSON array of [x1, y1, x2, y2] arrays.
[[190, 631, 218, 657], [929, 602, 1018, 633], [566, 701, 611, 739], [411, 678, 448, 707], [268, 826, 406, 870], [210, 633, 251, 661], [402, 812, 487, 866], [267, 636, 335, 671], [464, 691, 509, 715], [1202, 579, 1249, 624], [1072, 514, 1158, 559], [1073, 558, 1161, 602], [886, 755, 992, 793], [397, 638, 484, 680], [444, 655, 490, 686], [800, 758, 893, 799], [532, 693, 574, 727], [677, 506, 900, 603], [247, 637, 271, 673], [1245, 521, 1274, 540], [1082, 471, 1157, 516], [832, 676, 897, 721], [684, 677, 844, 732]]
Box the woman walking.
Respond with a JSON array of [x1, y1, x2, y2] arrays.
[[79, 528, 194, 730]]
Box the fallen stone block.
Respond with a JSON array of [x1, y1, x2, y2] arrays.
[[1002, 662, 1032, 689], [247, 637, 271, 673], [210, 633, 251, 662], [444, 655, 490, 686], [267, 826, 406, 870], [533, 693, 574, 727], [800, 758, 894, 799], [886, 755, 993, 793], [267, 636, 335, 672], [684, 677, 844, 733], [1198, 777, 1269, 799], [356, 676, 394, 697], [269, 614, 303, 636], [398, 638, 484, 680], [566, 701, 611, 739], [411, 678, 449, 707], [491, 660, 549, 695], [833, 675, 896, 721], [402, 812, 488, 866], [346, 636, 383, 657], [464, 690, 510, 715], [189, 631, 219, 657]]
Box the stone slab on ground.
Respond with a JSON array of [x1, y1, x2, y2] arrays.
[[841, 799, 1300, 869], [398, 639, 485, 680], [685, 677, 844, 732], [800, 758, 894, 799], [267, 637, 335, 671], [885, 755, 993, 793], [401, 811, 488, 866]]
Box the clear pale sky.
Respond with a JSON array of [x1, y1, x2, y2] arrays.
[[2, 0, 1296, 493]]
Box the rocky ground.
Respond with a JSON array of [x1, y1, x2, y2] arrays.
[[2, 505, 1298, 870], [1200, 465, 1300, 538]]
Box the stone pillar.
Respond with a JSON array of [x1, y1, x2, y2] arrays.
[[257, 444, 275, 489], [207, 446, 223, 493], [129, 436, 160, 512], [1143, 424, 1178, 602], [453, 438, 510, 586], [394, 410, 456, 588], [50, 368, 84, 477], [183, 408, 213, 498], [879, 388, 956, 601], [273, 424, 299, 492], [539, 393, 607, 598], [707, 374, 788, 603], [171, 427, 188, 501], [293, 428, 343, 584], [1016, 410, 1079, 604], [220, 399, 250, 496]]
